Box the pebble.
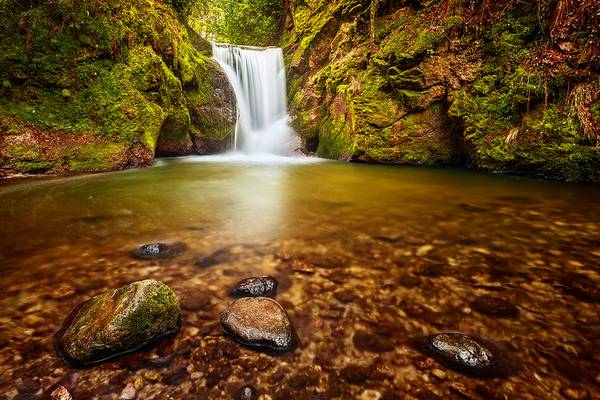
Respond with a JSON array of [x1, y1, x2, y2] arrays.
[[119, 383, 136, 400], [414, 332, 509, 378], [50, 386, 72, 400], [237, 385, 259, 400], [416, 244, 434, 256], [131, 242, 187, 260], [231, 276, 278, 298], [470, 295, 519, 318]]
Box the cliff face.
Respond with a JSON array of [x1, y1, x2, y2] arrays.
[[0, 0, 236, 177], [283, 0, 600, 182]]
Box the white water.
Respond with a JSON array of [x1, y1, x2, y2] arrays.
[[212, 43, 292, 155]]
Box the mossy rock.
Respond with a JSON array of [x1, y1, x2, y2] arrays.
[[55, 279, 181, 367]]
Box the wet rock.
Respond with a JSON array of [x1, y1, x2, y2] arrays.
[[119, 383, 136, 400], [458, 203, 488, 213], [414, 333, 509, 378], [353, 330, 394, 353], [231, 276, 278, 298], [560, 387, 590, 400], [131, 242, 187, 260], [50, 386, 72, 400], [237, 385, 259, 400], [55, 279, 181, 366], [333, 289, 356, 303], [195, 248, 233, 268], [339, 365, 370, 384], [398, 274, 422, 288], [220, 297, 296, 352], [470, 295, 519, 318], [561, 273, 600, 303]]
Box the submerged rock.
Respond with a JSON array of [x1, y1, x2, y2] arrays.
[[231, 276, 278, 298], [471, 295, 519, 318], [131, 242, 187, 260], [414, 333, 510, 378], [220, 297, 296, 352], [55, 279, 181, 367], [561, 273, 600, 303], [236, 385, 259, 400], [195, 248, 233, 268], [50, 386, 72, 400]]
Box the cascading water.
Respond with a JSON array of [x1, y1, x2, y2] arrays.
[[212, 43, 292, 155]]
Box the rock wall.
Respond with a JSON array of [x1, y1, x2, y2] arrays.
[[0, 0, 236, 177], [283, 0, 600, 182]]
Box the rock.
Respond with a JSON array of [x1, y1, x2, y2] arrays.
[[470, 295, 519, 318], [120, 383, 136, 400], [220, 297, 296, 352], [416, 244, 434, 257], [560, 387, 590, 400], [231, 276, 278, 298], [55, 279, 181, 366], [237, 385, 259, 400], [353, 330, 394, 353], [561, 273, 600, 303], [339, 365, 370, 384], [50, 386, 72, 400], [414, 333, 510, 378], [196, 248, 233, 268], [131, 242, 187, 260]]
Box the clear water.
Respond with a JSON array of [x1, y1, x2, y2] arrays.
[[0, 159, 599, 399]]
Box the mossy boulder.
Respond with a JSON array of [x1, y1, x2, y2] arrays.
[[0, 0, 236, 176], [55, 279, 181, 367]]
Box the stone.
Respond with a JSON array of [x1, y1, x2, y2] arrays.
[[237, 385, 259, 400], [196, 248, 233, 268], [55, 279, 181, 366], [414, 333, 509, 378], [50, 386, 72, 400], [353, 330, 394, 353], [231, 276, 278, 298], [416, 244, 434, 256], [120, 383, 136, 400], [470, 295, 519, 318], [220, 297, 296, 352], [561, 273, 600, 303], [131, 242, 187, 260], [339, 365, 370, 384]]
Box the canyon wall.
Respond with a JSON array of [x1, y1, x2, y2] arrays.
[[283, 0, 600, 182], [0, 0, 236, 177]]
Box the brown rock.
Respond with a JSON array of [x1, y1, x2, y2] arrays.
[[220, 297, 296, 352]]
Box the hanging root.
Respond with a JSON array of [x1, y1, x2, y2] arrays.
[[567, 83, 600, 145]]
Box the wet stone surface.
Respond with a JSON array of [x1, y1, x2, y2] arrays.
[[470, 295, 519, 318], [415, 333, 508, 378], [231, 276, 278, 298], [220, 297, 296, 352], [131, 242, 187, 260]]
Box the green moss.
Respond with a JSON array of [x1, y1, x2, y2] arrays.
[[64, 143, 126, 172], [4, 144, 53, 173]]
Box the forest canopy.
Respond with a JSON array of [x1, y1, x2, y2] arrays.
[[186, 0, 285, 46]]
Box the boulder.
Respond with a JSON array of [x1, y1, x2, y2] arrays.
[[220, 297, 296, 352], [55, 279, 181, 367]]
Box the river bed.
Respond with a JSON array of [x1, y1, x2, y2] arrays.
[[0, 156, 599, 399]]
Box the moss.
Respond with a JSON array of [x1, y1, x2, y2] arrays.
[[64, 143, 127, 172], [4, 144, 53, 173]]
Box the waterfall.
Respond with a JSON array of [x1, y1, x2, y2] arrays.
[[212, 43, 292, 155]]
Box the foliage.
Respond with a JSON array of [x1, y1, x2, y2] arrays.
[[189, 0, 285, 46]]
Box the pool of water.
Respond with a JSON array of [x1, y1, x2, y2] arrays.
[[0, 156, 599, 399]]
